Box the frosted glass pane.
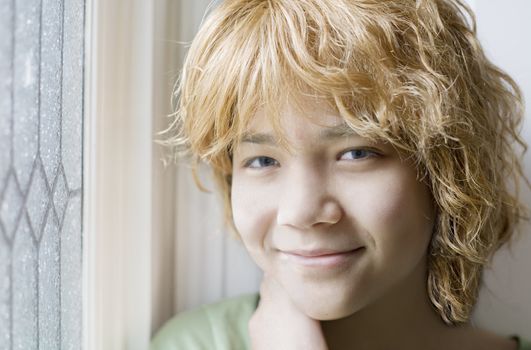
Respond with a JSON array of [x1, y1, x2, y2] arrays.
[[13, 0, 40, 192], [12, 216, 38, 350], [0, 173, 24, 240], [61, 195, 82, 350], [0, 0, 85, 347], [40, 0, 63, 185], [26, 160, 49, 240], [62, 0, 84, 191], [39, 210, 60, 350], [0, 234, 11, 349], [0, 0, 13, 187], [53, 166, 68, 223]]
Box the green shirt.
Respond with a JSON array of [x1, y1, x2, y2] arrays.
[[150, 293, 531, 350], [151, 293, 258, 350]]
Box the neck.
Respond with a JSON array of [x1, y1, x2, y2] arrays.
[[320, 256, 470, 350]]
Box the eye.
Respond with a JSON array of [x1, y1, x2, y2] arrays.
[[244, 156, 279, 169], [339, 148, 379, 161]]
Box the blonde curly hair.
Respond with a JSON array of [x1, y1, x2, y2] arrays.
[[162, 0, 528, 325]]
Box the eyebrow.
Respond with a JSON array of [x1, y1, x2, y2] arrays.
[[319, 122, 360, 139], [239, 122, 360, 145], [239, 133, 277, 145]]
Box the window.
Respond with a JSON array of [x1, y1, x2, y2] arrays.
[[0, 0, 85, 348]]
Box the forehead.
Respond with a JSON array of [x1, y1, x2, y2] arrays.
[[235, 96, 371, 154], [246, 95, 345, 134]]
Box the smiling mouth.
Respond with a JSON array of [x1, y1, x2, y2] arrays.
[[280, 247, 365, 268]]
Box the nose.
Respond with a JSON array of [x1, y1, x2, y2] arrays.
[[276, 166, 343, 229]]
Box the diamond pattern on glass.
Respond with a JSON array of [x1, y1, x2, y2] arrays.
[[0, 172, 24, 241], [0, 0, 84, 347], [53, 165, 68, 225], [26, 158, 51, 241]]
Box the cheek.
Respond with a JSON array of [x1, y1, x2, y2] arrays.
[[231, 179, 271, 231], [342, 170, 435, 254], [231, 177, 276, 266]]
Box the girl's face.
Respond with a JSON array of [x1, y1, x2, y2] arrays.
[[231, 97, 436, 320]]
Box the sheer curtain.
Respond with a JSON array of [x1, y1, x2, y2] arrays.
[[150, 0, 262, 336]]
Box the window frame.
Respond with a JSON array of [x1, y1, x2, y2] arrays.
[[83, 0, 154, 348]]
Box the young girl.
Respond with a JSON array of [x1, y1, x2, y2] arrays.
[[151, 0, 531, 349]]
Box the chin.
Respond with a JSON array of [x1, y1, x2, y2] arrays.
[[301, 300, 355, 321], [290, 287, 358, 321]]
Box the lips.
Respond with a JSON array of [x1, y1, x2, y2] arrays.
[[279, 247, 365, 268], [281, 247, 362, 257]]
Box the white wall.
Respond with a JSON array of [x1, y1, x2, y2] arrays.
[[168, 0, 531, 339], [467, 0, 531, 339]]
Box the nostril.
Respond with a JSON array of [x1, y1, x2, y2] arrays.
[[321, 200, 343, 224], [276, 198, 343, 228]]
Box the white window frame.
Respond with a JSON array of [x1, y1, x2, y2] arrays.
[[83, 0, 154, 349]]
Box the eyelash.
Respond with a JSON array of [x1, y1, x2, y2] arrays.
[[339, 148, 379, 161], [243, 148, 379, 169], [244, 157, 279, 169]]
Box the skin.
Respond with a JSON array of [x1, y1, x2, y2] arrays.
[[230, 95, 518, 350]]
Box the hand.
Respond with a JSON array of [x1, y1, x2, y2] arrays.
[[248, 273, 329, 350]]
